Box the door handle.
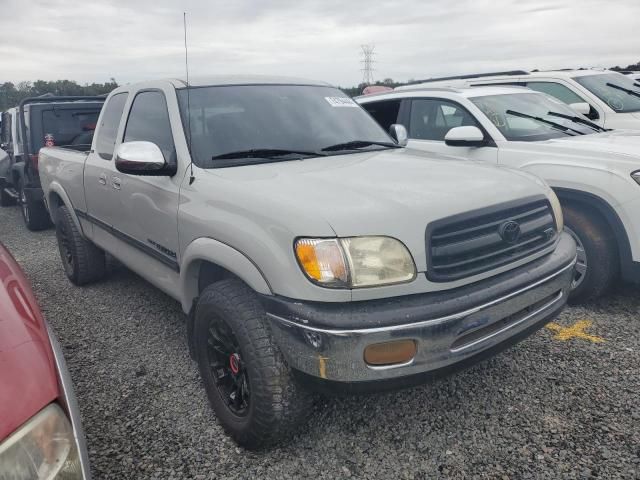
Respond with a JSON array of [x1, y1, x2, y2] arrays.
[[98, 173, 107, 185], [112, 176, 121, 190]]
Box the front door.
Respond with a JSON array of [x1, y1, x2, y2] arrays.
[[109, 89, 181, 272], [405, 98, 498, 163]]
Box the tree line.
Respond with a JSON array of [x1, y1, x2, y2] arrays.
[[2, 59, 638, 108], [0, 79, 118, 111]]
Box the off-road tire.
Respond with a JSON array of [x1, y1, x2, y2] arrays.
[[20, 183, 52, 231], [194, 278, 313, 449], [54, 205, 106, 285], [563, 203, 618, 303]]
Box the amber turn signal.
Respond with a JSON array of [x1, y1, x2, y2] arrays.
[[364, 340, 417, 366]]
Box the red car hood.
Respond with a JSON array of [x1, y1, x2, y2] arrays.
[[0, 244, 59, 440]]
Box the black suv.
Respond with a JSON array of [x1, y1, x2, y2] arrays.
[[0, 96, 104, 230]]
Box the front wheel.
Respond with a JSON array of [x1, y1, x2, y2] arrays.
[[193, 278, 313, 449], [563, 204, 618, 303]]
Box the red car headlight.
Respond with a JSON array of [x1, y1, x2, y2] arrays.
[[0, 403, 84, 479]]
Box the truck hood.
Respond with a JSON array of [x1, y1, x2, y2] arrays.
[[205, 148, 549, 237]]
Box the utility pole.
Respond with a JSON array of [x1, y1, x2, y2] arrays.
[[360, 45, 375, 86]]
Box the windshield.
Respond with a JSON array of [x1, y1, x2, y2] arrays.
[[470, 92, 596, 142], [573, 73, 640, 113], [177, 85, 393, 167]]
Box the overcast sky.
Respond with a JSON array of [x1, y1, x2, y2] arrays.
[[1, 0, 639, 87]]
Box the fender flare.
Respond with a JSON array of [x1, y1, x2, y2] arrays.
[[46, 182, 84, 234], [553, 187, 635, 281], [179, 237, 272, 313]]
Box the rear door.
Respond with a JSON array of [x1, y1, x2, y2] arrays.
[[404, 98, 498, 162], [361, 98, 405, 133], [83, 92, 129, 243], [1, 112, 10, 150]]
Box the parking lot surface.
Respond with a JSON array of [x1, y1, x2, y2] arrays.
[[1, 205, 639, 479]]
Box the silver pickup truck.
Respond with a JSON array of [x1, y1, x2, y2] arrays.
[[38, 75, 576, 448]]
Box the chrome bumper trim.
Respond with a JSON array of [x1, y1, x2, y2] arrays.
[[267, 259, 575, 337], [267, 255, 575, 383]]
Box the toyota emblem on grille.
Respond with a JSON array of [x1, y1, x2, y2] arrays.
[[499, 220, 521, 244]]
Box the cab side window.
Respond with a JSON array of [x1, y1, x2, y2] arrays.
[[361, 100, 401, 132], [525, 82, 585, 105], [409, 99, 479, 141], [124, 91, 176, 164], [96, 93, 128, 160]]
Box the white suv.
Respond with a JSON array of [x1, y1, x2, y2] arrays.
[[400, 69, 640, 130], [357, 85, 640, 302]]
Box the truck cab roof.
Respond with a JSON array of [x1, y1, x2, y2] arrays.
[[130, 75, 331, 90]]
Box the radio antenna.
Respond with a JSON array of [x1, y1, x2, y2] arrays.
[[184, 11, 195, 185]]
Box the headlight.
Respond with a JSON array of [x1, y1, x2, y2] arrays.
[[295, 236, 416, 288], [632, 170, 640, 185], [548, 189, 564, 231], [0, 404, 83, 479]]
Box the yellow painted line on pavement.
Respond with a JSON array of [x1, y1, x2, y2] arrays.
[[546, 320, 604, 343]]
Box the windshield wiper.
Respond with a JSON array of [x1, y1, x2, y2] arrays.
[[606, 82, 640, 99], [505, 110, 582, 136], [321, 140, 400, 152], [212, 148, 324, 160], [547, 111, 607, 132]]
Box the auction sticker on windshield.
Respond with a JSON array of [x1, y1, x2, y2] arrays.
[[325, 97, 359, 107]]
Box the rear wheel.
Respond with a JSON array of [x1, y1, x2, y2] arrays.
[[563, 204, 618, 303], [54, 205, 106, 285], [194, 278, 313, 449], [0, 186, 16, 206], [20, 184, 52, 231]]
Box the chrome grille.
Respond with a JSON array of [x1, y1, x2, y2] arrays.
[[427, 198, 557, 282]]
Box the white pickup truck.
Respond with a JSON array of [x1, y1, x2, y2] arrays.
[[38, 76, 575, 448], [358, 85, 640, 302]]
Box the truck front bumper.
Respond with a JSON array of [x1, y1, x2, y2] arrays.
[[262, 233, 575, 388]]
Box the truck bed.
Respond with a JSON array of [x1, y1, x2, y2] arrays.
[[38, 146, 90, 218]]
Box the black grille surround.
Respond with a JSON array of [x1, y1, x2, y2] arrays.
[[426, 196, 559, 282]]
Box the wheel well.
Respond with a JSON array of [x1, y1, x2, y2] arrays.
[[198, 261, 235, 294], [184, 260, 239, 360], [48, 192, 64, 222], [554, 188, 631, 274]]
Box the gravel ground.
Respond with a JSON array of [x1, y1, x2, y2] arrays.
[[1, 204, 639, 479]]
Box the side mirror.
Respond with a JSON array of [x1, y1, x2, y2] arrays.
[[444, 126, 486, 147], [569, 102, 591, 116], [115, 141, 167, 175], [388, 124, 408, 147]]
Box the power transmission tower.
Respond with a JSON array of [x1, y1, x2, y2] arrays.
[[360, 45, 376, 85]]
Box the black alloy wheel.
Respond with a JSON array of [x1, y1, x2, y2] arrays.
[[207, 319, 250, 416]]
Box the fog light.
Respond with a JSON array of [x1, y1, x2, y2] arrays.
[[364, 340, 417, 366]]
